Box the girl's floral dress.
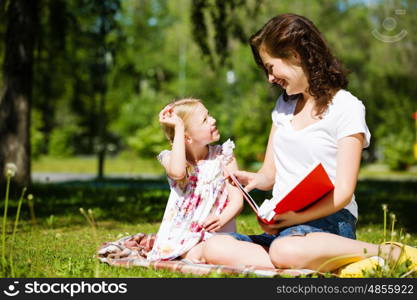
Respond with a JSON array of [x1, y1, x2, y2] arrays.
[[147, 139, 235, 261]]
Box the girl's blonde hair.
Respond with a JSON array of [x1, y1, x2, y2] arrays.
[[161, 98, 202, 142]]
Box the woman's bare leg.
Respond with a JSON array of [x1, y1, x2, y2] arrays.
[[203, 235, 274, 268], [268, 232, 402, 272]]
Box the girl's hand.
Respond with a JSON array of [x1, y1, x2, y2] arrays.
[[201, 215, 223, 232], [257, 211, 302, 235], [233, 170, 265, 193], [159, 104, 183, 127]]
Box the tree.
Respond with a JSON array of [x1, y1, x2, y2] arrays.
[[190, 0, 262, 69], [32, 0, 69, 156], [0, 0, 39, 185], [86, 0, 121, 179]]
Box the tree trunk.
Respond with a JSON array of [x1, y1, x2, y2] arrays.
[[0, 0, 39, 186], [97, 88, 107, 180]]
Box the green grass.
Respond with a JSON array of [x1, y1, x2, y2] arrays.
[[359, 163, 417, 180], [1, 173, 417, 278], [32, 155, 164, 175], [2, 213, 416, 278], [4, 215, 269, 278]]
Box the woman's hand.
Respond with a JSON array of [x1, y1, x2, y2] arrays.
[[201, 215, 223, 232], [159, 104, 183, 128], [257, 211, 303, 235], [233, 170, 267, 192]]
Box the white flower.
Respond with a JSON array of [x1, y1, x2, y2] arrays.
[[27, 194, 34, 201], [5, 162, 17, 177]]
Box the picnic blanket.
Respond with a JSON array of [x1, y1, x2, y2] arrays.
[[97, 233, 321, 277]]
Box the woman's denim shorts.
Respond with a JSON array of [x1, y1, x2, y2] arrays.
[[227, 209, 357, 248]]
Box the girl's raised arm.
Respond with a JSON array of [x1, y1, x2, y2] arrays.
[[159, 106, 187, 180]]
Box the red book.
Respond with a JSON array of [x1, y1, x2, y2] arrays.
[[227, 163, 334, 224]]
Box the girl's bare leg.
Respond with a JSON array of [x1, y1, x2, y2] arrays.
[[181, 242, 206, 263], [203, 235, 275, 268]]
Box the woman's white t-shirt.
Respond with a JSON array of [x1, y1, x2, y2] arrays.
[[271, 89, 371, 219]]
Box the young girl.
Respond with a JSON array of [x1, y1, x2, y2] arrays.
[[202, 14, 417, 276], [146, 98, 243, 262]]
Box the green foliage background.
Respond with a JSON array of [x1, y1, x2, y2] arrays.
[[2, 0, 416, 170]]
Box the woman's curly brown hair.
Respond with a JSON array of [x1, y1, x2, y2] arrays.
[[250, 14, 348, 116]]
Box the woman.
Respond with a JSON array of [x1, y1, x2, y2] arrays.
[[202, 14, 416, 276]]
